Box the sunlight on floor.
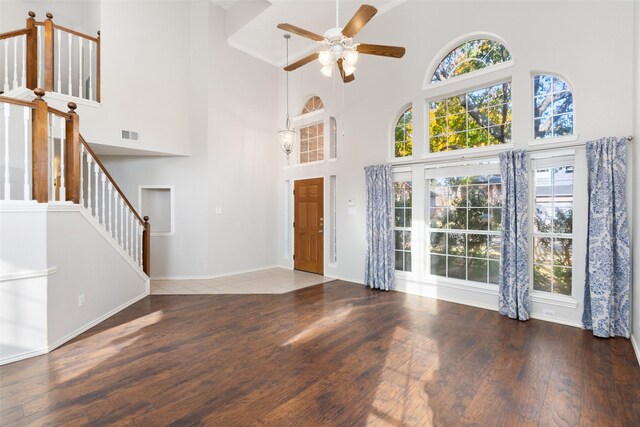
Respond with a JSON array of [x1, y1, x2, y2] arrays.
[[282, 305, 353, 346], [151, 268, 333, 295], [366, 327, 439, 426], [52, 310, 164, 383]]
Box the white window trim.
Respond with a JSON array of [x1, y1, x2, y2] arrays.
[[137, 185, 175, 237], [528, 155, 578, 303]]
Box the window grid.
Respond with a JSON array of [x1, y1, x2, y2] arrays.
[[427, 175, 502, 285], [429, 82, 512, 153], [299, 121, 324, 164], [302, 96, 323, 115], [394, 181, 412, 272], [394, 108, 413, 158], [532, 165, 574, 296], [533, 75, 574, 139]]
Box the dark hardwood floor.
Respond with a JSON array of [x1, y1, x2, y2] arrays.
[[1, 281, 639, 426]]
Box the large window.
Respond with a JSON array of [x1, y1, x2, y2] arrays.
[[429, 82, 512, 153], [427, 173, 502, 284], [301, 96, 323, 114], [431, 39, 512, 84], [394, 179, 412, 272], [532, 161, 574, 296], [533, 75, 574, 139], [394, 107, 413, 158]]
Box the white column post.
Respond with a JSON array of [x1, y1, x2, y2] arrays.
[[59, 117, 66, 201], [3, 104, 10, 200], [23, 106, 30, 200]]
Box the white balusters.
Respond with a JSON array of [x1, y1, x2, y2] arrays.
[[125, 209, 129, 254], [86, 155, 92, 214], [3, 104, 10, 200], [119, 197, 124, 246], [23, 106, 30, 200], [130, 214, 134, 258], [56, 30, 61, 92], [107, 183, 113, 234], [3, 40, 8, 93], [79, 144, 85, 206], [12, 37, 18, 89], [100, 172, 106, 226], [78, 38, 83, 99], [93, 160, 99, 220], [21, 35, 26, 87], [68, 33, 72, 96], [89, 42, 93, 101], [58, 116, 65, 201]]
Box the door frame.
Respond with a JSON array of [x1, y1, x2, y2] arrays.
[[290, 175, 326, 275]]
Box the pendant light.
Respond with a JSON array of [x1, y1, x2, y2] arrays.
[[278, 34, 296, 160]]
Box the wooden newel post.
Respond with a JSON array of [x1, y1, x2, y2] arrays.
[[143, 216, 151, 276], [65, 102, 80, 203], [44, 13, 54, 92], [32, 88, 49, 202], [25, 11, 38, 89]]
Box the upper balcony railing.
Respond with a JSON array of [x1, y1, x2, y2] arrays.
[[0, 11, 100, 103]]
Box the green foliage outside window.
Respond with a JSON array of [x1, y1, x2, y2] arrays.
[[431, 39, 512, 84], [394, 108, 413, 157]]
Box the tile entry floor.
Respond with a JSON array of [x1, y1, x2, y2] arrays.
[[151, 268, 334, 295]]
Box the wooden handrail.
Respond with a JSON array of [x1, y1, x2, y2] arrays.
[[52, 24, 99, 43], [47, 106, 71, 120], [2, 11, 100, 101], [0, 96, 36, 108], [0, 28, 30, 40], [78, 135, 145, 225]]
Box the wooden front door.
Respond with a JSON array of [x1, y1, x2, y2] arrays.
[[294, 178, 324, 275]]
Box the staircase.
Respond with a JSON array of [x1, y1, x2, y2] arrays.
[[0, 12, 150, 364]]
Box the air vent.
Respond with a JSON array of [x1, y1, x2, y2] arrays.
[[121, 130, 139, 142]]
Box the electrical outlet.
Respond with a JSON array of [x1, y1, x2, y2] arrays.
[[543, 309, 555, 317], [78, 294, 85, 307]]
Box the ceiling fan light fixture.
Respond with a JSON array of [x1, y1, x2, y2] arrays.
[[318, 50, 333, 66], [321, 64, 334, 77], [343, 63, 356, 76], [343, 49, 358, 65]]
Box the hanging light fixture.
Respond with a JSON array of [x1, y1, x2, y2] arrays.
[[278, 34, 296, 160]]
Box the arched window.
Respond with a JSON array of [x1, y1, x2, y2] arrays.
[[533, 75, 574, 139], [299, 96, 325, 163], [394, 107, 413, 158], [431, 39, 511, 84], [301, 96, 323, 114]]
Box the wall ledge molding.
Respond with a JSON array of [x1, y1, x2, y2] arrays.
[[0, 267, 57, 283]]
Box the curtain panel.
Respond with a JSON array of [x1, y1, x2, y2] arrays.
[[583, 137, 631, 338], [498, 150, 530, 320], [364, 164, 395, 291]]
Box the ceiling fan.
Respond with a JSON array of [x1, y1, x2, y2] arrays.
[[277, 2, 406, 83]]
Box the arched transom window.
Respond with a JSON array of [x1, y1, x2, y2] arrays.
[[301, 96, 324, 114], [431, 39, 512, 84], [394, 107, 413, 158], [533, 75, 574, 139]]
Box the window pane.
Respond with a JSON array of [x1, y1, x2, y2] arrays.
[[488, 260, 500, 284], [533, 265, 552, 292], [430, 207, 448, 228], [447, 233, 466, 256], [468, 208, 489, 230], [431, 39, 512, 83], [467, 234, 487, 257], [395, 230, 404, 250], [533, 75, 574, 139], [448, 256, 466, 280], [394, 107, 413, 158], [395, 209, 404, 227], [468, 258, 488, 283], [553, 266, 572, 295], [553, 238, 573, 267], [448, 208, 467, 229], [431, 255, 446, 276], [395, 251, 404, 271], [404, 252, 412, 272], [534, 237, 552, 264], [431, 232, 446, 254]]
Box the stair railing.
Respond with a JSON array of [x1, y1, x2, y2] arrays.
[[0, 11, 100, 102], [0, 89, 149, 274]]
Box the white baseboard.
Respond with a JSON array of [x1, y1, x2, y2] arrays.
[[0, 287, 149, 366], [632, 334, 640, 367], [152, 265, 281, 281]]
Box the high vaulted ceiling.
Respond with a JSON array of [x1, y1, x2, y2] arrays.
[[213, 0, 406, 67]]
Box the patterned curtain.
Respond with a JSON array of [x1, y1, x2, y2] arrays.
[[498, 150, 530, 320], [364, 164, 394, 291], [583, 137, 631, 338]]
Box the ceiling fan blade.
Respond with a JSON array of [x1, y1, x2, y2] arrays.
[[337, 58, 355, 83], [357, 43, 406, 58], [284, 52, 319, 72], [277, 23, 325, 42], [341, 4, 378, 38]]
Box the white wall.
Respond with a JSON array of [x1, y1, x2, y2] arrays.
[[277, 1, 635, 326], [101, 1, 279, 279], [0, 0, 100, 35], [632, 0, 640, 360]]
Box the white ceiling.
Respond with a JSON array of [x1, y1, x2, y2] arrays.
[[221, 0, 407, 67]]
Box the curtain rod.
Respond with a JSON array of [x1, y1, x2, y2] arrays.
[[392, 136, 634, 168]]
